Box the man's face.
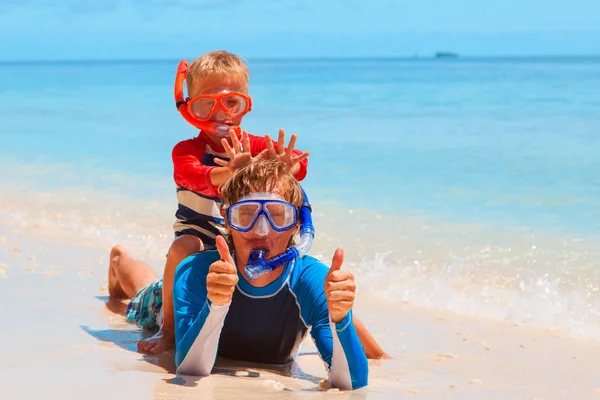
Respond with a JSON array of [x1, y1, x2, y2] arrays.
[[226, 187, 299, 272]]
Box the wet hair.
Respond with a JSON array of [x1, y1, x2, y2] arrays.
[[220, 158, 303, 208]]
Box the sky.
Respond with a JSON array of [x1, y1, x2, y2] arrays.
[[1, 0, 599, 60]]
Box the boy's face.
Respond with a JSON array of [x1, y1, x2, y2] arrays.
[[188, 74, 249, 128]]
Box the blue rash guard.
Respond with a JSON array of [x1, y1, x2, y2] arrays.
[[172, 250, 369, 390]]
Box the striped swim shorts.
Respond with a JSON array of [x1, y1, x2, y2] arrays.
[[126, 278, 164, 330]]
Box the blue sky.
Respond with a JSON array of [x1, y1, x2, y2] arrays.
[[1, 0, 599, 60]]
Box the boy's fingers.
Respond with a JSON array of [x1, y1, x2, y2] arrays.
[[292, 152, 310, 164], [265, 134, 277, 157], [229, 129, 242, 153], [222, 139, 236, 160], [285, 133, 297, 157], [242, 130, 251, 152], [255, 148, 269, 160], [277, 129, 285, 154], [213, 158, 228, 167]]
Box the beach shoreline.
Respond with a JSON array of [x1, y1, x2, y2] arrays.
[[2, 221, 600, 399]]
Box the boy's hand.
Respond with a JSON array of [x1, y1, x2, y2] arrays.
[[214, 128, 267, 171], [206, 236, 239, 306], [324, 248, 356, 324], [264, 129, 310, 175]]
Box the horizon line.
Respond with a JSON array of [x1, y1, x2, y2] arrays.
[[1, 54, 600, 65]]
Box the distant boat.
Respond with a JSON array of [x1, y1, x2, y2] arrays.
[[435, 52, 459, 58]]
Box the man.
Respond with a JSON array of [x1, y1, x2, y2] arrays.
[[172, 158, 368, 390]]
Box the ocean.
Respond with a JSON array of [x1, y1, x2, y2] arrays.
[[1, 56, 600, 340]]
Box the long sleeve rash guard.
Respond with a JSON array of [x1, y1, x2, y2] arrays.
[[172, 251, 368, 390]]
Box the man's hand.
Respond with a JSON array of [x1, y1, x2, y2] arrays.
[[206, 236, 239, 306], [324, 248, 356, 323]]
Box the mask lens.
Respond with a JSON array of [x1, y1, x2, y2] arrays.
[[265, 202, 296, 230], [220, 94, 248, 117], [229, 202, 260, 230], [190, 97, 216, 120]]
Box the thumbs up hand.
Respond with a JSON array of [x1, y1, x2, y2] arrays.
[[324, 248, 356, 324], [206, 235, 239, 306]]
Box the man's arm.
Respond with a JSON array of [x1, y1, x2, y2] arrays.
[[173, 252, 230, 376], [294, 260, 369, 390]]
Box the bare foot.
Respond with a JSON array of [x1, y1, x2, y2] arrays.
[[137, 329, 175, 354], [108, 245, 128, 299]]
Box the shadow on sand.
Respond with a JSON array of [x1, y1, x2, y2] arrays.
[[82, 295, 326, 389]]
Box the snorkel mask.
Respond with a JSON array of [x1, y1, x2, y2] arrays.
[[225, 187, 315, 280], [174, 60, 253, 138]]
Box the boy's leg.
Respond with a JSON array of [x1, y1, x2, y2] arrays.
[[138, 235, 204, 354], [108, 244, 158, 300], [353, 315, 392, 359]]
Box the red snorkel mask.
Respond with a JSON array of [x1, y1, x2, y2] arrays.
[[174, 60, 252, 138]]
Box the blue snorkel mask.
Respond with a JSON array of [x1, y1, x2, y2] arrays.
[[225, 187, 315, 280]]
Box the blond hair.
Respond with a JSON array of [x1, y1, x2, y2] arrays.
[[220, 159, 303, 209], [186, 50, 249, 96]]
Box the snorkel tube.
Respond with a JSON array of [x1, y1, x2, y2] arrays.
[[174, 60, 242, 138], [245, 187, 315, 280]]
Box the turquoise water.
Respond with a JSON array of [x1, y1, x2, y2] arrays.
[[2, 57, 600, 339], [2, 57, 599, 233]]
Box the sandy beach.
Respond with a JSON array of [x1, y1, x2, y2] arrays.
[[2, 218, 600, 400]]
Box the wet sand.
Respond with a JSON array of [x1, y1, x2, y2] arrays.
[[2, 224, 600, 400]]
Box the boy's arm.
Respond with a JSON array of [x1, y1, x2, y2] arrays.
[[295, 263, 369, 390], [173, 253, 229, 376], [173, 140, 223, 196], [208, 168, 234, 188]]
